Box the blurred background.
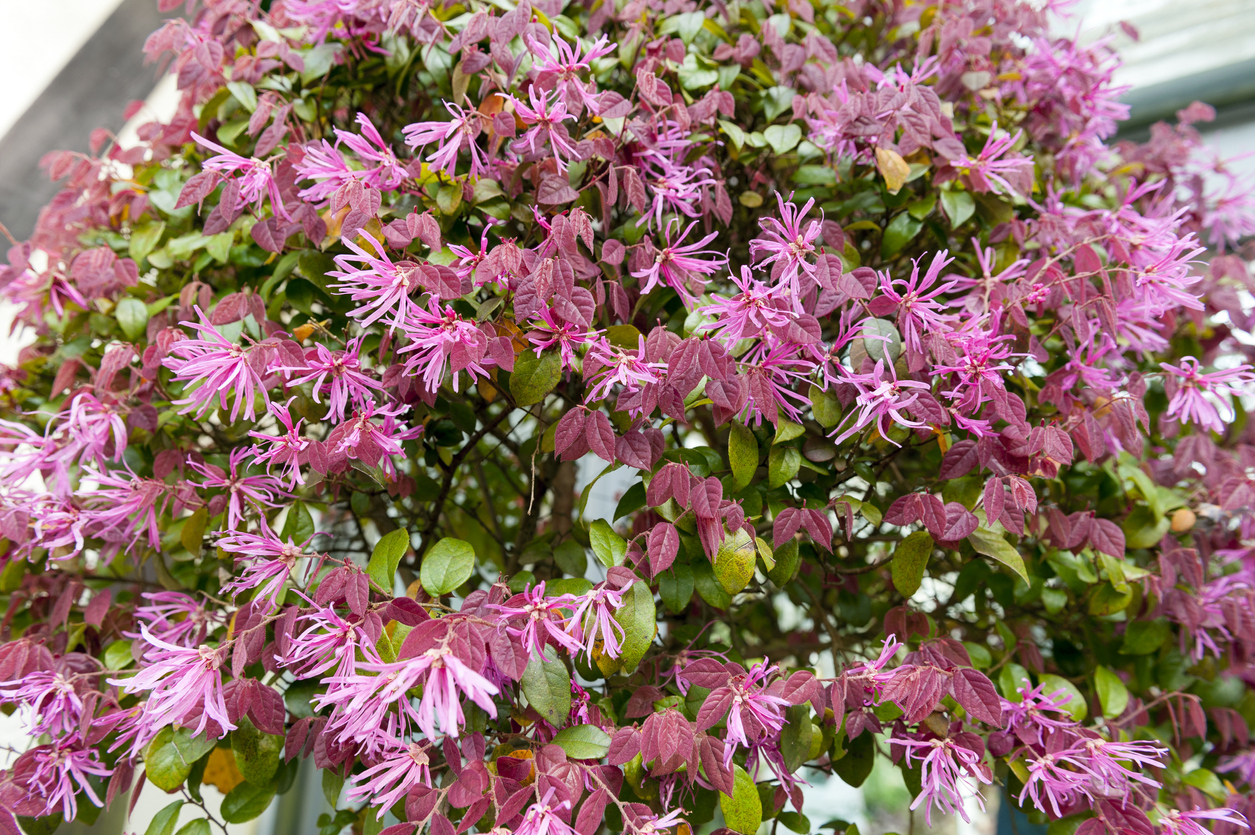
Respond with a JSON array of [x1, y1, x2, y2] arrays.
[[1, 1, 1253, 834]]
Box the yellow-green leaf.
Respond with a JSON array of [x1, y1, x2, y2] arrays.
[[719, 764, 763, 835], [728, 423, 758, 491], [967, 527, 1029, 584], [715, 528, 756, 595], [875, 146, 911, 194], [891, 531, 933, 598]]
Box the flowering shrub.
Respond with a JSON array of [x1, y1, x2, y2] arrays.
[[2, 1, 1255, 835]]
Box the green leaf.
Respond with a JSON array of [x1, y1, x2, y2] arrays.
[[174, 821, 211, 835], [891, 531, 933, 598], [832, 728, 875, 787], [973, 193, 1014, 225], [231, 717, 283, 786], [510, 350, 561, 407], [777, 812, 811, 834], [658, 10, 705, 42], [774, 418, 805, 444], [130, 222, 166, 263], [612, 579, 656, 673], [521, 649, 572, 724], [659, 563, 694, 613], [0, 560, 25, 593], [1094, 665, 1129, 719], [767, 539, 801, 587], [551, 724, 612, 760], [808, 384, 841, 428], [436, 183, 463, 215], [768, 446, 802, 489], [103, 639, 134, 670], [553, 540, 587, 577], [719, 764, 763, 835], [221, 779, 277, 824], [205, 232, 233, 264], [1121, 620, 1170, 655], [226, 80, 258, 112], [181, 508, 208, 556], [1123, 504, 1169, 549], [280, 500, 314, 544], [368, 528, 410, 591], [420, 537, 476, 595], [763, 124, 802, 155], [851, 318, 901, 366], [719, 120, 747, 152], [940, 190, 975, 227], [589, 519, 628, 568], [143, 726, 217, 792], [322, 769, 344, 807], [881, 213, 923, 258], [760, 86, 796, 121], [605, 324, 642, 349], [998, 663, 1031, 701], [613, 482, 647, 522], [1183, 768, 1227, 801], [714, 528, 756, 595], [145, 801, 183, 835], [1038, 674, 1087, 721], [1089, 582, 1133, 616], [116, 297, 150, 341], [780, 704, 814, 772], [728, 423, 758, 491], [693, 558, 733, 609], [967, 527, 1029, 584]]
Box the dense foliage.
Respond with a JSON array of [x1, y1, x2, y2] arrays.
[[0, 1, 1254, 834]]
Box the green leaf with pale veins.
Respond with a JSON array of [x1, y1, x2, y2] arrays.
[[521, 649, 571, 724], [551, 724, 612, 760], [510, 350, 561, 407], [420, 537, 476, 595], [143, 726, 217, 792]]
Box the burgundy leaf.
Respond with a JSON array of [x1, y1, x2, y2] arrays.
[[951, 669, 1003, 726], [554, 408, 589, 460], [647, 522, 679, 578], [538, 176, 579, 205], [939, 440, 980, 479], [607, 728, 641, 765], [586, 411, 616, 463], [1089, 518, 1125, 558], [938, 502, 978, 543], [695, 687, 734, 732], [773, 507, 803, 547]]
